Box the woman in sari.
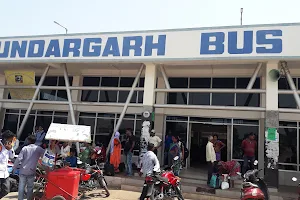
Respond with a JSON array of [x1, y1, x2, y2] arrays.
[[168, 136, 180, 167], [110, 132, 121, 173]]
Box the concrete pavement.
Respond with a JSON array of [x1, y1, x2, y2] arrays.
[[2, 189, 194, 200]]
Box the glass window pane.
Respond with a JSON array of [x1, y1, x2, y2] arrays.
[[135, 120, 142, 138], [189, 93, 210, 105], [236, 78, 260, 89], [19, 115, 35, 141], [120, 77, 134, 87], [39, 90, 57, 101], [79, 112, 96, 117], [79, 117, 95, 141], [3, 114, 19, 135], [35, 115, 52, 132], [53, 117, 68, 124], [101, 77, 119, 87], [236, 94, 260, 107], [6, 109, 19, 114], [82, 77, 100, 86], [58, 77, 73, 86], [279, 94, 297, 108], [278, 164, 297, 171], [54, 111, 68, 116], [233, 119, 259, 125], [100, 77, 118, 102], [278, 77, 296, 90], [119, 119, 135, 141], [190, 78, 211, 88], [212, 93, 234, 106], [232, 125, 259, 159], [138, 91, 144, 103], [99, 91, 117, 102], [118, 91, 137, 103], [37, 111, 53, 115], [139, 78, 145, 87], [169, 78, 188, 88], [212, 78, 235, 88], [97, 113, 115, 118], [278, 128, 297, 164], [167, 93, 188, 104], [95, 118, 114, 135], [279, 121, 297, 128], [165, 122, 187, 144], [37, 77, 57, 86], [56, 90, 68, 101]]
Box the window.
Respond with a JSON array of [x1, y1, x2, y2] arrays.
[[236, 78, 260, 107], [81, 76, 144, 103], [212, 78, 235, 106], [81, 77, 100, 102], [36, 76, 73, 101], [3, 109, 68, 142], [189, 78, 210, 105], [278, 77, 297, 108], [167, 78, 188, 104]]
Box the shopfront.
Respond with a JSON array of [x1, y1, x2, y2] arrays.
[[1, 23, 300, 186]]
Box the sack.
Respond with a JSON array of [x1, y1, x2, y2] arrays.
[[209, 174, 221, 189], [41, 149, 55, 168], [221, 181, 229, 190], [119, 163, 125, 172], [104, 163, 115, 176]]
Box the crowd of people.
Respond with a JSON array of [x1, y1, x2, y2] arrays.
[[206, 132, 257, 186]]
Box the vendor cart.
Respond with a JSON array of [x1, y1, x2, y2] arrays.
[[33, 123, 92, 200]]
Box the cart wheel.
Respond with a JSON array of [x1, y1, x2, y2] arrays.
[[52, 195, 66, 200], [32, 192, 43, 200]]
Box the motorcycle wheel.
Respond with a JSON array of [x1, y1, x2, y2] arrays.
[[51, 195, 66, 200], [98, 177, 110, 197], [174, 185, 184, 200]]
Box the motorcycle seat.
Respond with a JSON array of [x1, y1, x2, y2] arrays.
[[242, 182, 259, 188], [155, 175, 169, 183]]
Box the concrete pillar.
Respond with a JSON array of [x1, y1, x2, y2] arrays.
[[139, 63, 157, 167], [264, 61, 279, 188], [154, 77, 166, 164], [0, 75, 7, 130], [67, 75, 82, 125]]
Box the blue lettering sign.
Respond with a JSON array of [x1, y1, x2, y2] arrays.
[[11, 41, 27, 58], [102, 37, 120, 57], [256, 30, 282, 53], [228, 31, 253, 54], [144, 35, 166, 56], [200, 30, 283, 55], [62, 39, 81, 57], [45, 39, 61, 57], [0, 41, 10, 58], [122, 36, 143, 56], [200, 32, 225, 54], [28, 40, 45, 57], [82, 38, 101, 57]]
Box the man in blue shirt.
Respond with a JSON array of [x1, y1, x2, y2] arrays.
[[66, 149, 77, 167], [13, 135, 45, 200]]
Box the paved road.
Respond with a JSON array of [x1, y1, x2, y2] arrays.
[[3, 189, 182, 200]]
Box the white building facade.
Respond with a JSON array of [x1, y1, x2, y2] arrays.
[[1, 23, 300, 186]]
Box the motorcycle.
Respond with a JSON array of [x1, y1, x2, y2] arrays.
[[141, 156, 184, 200], [240, 160, 269, 200], [76, 150, 110, 197], [291, 177, 300, 199]]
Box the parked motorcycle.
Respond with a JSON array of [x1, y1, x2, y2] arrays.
[[240, 160, 269, 200], [291, 177, 300, 200], [141, 156, 184, 200], [76, 150, 110, 197]]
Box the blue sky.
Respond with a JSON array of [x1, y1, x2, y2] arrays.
[[1, 0, 300, 37]]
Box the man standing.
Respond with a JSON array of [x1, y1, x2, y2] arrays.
[[35, 126, 46, 147], [0, 130, 15, 199], [13, 135, 45, 200], [124, 128, 135, 176], [241, 132, 257, 174], [206, 135, 216, 185], [139, 143, 160, 200], [148, 129, 162, 155]]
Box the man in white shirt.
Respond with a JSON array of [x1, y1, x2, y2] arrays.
[[148, 129, 162, 155], [139, 143, 161, 200], [60, 142, 71, 158], [206, 135, 216, 185], [0, 130, 16, 198]]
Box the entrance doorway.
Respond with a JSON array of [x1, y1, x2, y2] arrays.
[[189, 123, 228, 168]]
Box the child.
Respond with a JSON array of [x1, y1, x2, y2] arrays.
[[66, 149, 77, 167]]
